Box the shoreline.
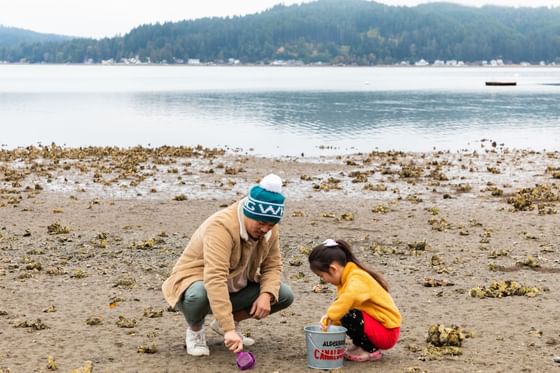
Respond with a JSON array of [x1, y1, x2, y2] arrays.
[[1, 145, 559, 372]]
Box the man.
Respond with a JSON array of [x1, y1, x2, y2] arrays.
[[162, 173, 294, 356]]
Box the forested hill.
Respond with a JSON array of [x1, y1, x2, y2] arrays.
[[2, 0, 560, 65], [0, 25, 72, 49]]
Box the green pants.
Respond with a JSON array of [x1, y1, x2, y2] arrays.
[[176, 281, 294, 327]]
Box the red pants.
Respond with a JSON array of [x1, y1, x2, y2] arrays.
[[362, 311, 400, 350]]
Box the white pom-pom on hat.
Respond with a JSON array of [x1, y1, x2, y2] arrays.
[[259, 173, 283, 194]]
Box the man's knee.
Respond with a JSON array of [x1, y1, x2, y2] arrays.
[[276, 283, 295, 309], [184, 290, 206, 306]]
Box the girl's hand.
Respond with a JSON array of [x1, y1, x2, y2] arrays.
[[320, 315, 331, 331]]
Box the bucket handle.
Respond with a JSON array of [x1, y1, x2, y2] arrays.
[[306, 333, 346, 358]]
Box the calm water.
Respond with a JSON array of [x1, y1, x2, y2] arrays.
[[1, 65, 560, 156]]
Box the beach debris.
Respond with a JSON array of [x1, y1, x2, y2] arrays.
[[25, 261, 42, 271], [363, 183, 387, 192], [553, 356, 560, 363], [430, 255, 450, 274], [288, 256, 303, 266], [300, 174, 312, 181], [46, 356, 57, 370], [129, 237, 164, 250], [312, 284, 331, 293], [426, 324, 472, 347], [516, 255, 540, 269], [313, 177, 342, 191], [487, 249, 509, 258], [399, 163, 423, 179], [545, 165, 560, 179], [483, 185, 504, 196], [47, 222, 70, 235], [290, 272, 305, 281], [70, 361, 93, 373], [45, 266, 65, 276], [479, 228, 492, 243], [428, 218, 449, 231], [425, 207, 439, 215], [42, 305, 57, 313], [291, 210, 305, 217], [70, 269, 88, 279], [406, 194, 423, 203], [418, 344, 463, 361], [372, 204, 390, 214], [369, 243, 400, 256], [404, 367, 428, 373], [137, 343, 158, 354], [408, 240, 429, 255], [470, 280, 543, 298], [0, 368, 11, 373], [537, 203, 557, 215], [528, 327, 543, 337], [349, 171, 369, 183], [86, 316, 103, 326], [116, 315, 137, 328], [422, 278, 454, 287], [299, 245, 311, 256], [14, 318, 49, 330], [522, 231, 538, 240], [320, 212, 336, 218], [143, 307, 164, 318], [506, 184, 559, 211], [429, 167, 449, 181], [454, 183, 472, 193], [340, 212, 354, 221], [109, 296, 125, 309], [173, 194, 187, 201], [487, 166, 501, 174], [113, 275, 136, 289]]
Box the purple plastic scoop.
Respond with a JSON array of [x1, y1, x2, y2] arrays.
[[236, 351, 256, 370]]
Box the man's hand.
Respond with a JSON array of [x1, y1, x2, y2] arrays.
[[224, 330, 243, 353], [250, 292, 272, 320]]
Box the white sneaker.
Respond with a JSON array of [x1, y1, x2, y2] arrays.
[[209, 319, 255, 346], [185, 327, 210, 356]]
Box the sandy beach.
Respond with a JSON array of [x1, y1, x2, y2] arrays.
[[1, 144, 559, 373]]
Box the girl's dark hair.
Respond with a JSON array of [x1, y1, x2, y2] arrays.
[[308, 239, 389, 291]]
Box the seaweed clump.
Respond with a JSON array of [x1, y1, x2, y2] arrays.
[[418, 324, 472, 361], [506, 184, 559, 211], [470, 280, 543, 298]]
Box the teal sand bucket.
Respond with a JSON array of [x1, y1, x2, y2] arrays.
[[304, 325, 347, 369]]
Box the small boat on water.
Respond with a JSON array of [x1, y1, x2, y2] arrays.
[[485, 81, 517, 86]]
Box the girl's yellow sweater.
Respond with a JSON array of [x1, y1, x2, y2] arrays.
[[327, 262, 401, 328]]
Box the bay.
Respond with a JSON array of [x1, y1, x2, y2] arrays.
[[1, 65, 559, 156]]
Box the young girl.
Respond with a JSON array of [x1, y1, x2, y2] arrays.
[[308, 239, 401, 362]]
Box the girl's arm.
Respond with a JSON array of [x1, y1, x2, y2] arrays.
[[326, 276, 370, 321]]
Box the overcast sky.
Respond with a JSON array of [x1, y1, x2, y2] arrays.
[[1, 0, 558, 38]]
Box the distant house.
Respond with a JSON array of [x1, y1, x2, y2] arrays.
[[415, 59, 429, 66], [187, 59, 201, 65]]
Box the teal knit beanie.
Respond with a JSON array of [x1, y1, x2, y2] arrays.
[[243, 174, 285, 223]]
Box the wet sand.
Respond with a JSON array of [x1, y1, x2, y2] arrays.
[[1, 144, 559, 372]]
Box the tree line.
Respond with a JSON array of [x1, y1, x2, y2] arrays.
[[1, 0, 559, 65]]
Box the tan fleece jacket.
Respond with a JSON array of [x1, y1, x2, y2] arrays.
[[161, 200, 283, 332]]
